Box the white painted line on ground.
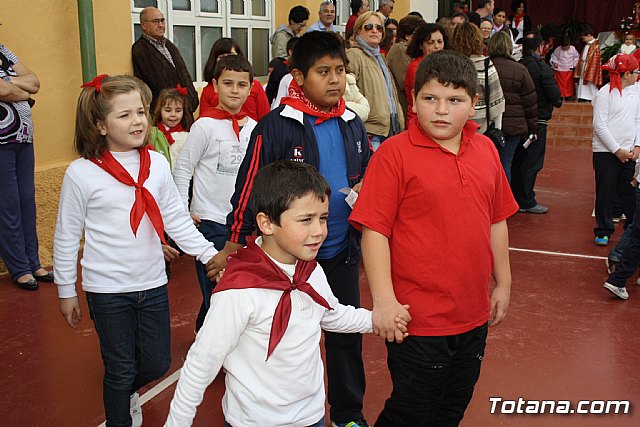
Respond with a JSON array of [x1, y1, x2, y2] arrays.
[[96, 369, 181, 427], [510, 247, 607, 260]]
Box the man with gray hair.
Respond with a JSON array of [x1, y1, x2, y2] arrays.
[[307, 1, 337, 32], [377, 0, 394, 18], [131, 6, 198, 121]]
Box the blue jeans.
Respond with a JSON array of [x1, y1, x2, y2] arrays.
[[369, 134, 387, 151], [609, 185, 640, 262], [87, 285, 171, 427], [498, 135, 522, 184], [225, 417, 325, 427], [194, 220, 228, 331], [0, 143, 41, 280]]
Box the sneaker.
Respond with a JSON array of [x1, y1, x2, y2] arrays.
[[612, 214, 626, 223], [606, 259, 619, 274], [130, 392, 143, 427], [594, 236, 609, 246], [332, 419, 370, 427], [519, 204, 549, 214], [603, 282, 629, 300]]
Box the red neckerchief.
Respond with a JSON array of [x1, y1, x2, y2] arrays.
[[214, 237, 332, 360], [198, 107, 247, 140], [90, 147, 167, 245], [280, 80, 346, 125], [157, 122, 185, 145], [603, 53, 640, 94], [514, 13, 524, 29]]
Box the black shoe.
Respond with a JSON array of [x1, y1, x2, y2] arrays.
[[33, 271, 54, 282], [15, 277, 39, 291]]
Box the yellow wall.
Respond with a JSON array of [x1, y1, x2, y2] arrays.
[[275, 0, 410, 29], [1, 1, 133, 274]]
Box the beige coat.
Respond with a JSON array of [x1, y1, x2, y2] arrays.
[[347, 46, 405, 136]]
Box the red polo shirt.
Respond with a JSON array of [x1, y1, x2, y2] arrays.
[[350, 120, 518, 336]]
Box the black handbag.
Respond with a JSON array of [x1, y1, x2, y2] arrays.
[[482, 57, 505, 149]]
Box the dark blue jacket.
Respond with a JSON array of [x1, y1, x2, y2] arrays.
[[226, 104, 372, 265]]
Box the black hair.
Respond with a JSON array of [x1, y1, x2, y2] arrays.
[[414, 50, 478, 99], [510, 0, 527, 13], [203, 38, 244, 83], [250, 161, 330, 226], [467, 11, 481, 26], [408, 11, 424, 18], [289, 5, 310, 24], [290, 31, 347, 77], [406, 23, 448, 59], [350, 0, 363, 15], [386, 18, 399, 28], [452, 12, 468, 22], [580, 24, 594, 37], [397, 15, 425, 41], [286, 37, 300, 55], [212, 55, 254, 83], [477, 0, 493, 9]]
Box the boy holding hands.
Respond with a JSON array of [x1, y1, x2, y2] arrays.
[[165, 161, 408, 426], [207, 31, 376, 427], [350, 50, 518, 426]]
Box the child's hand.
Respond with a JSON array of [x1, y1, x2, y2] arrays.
[[191, 213, 201, 225], [162, 244, 180, 262], [615, 148, 634, 163], [373, 300, 412, 343], [215, 268, 225, 282], [394, 305, 411, 338], [59, 297, 82, 329]]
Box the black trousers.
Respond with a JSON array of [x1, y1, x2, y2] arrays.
[[511, 123, 547, 209], [375, 323, 488, 427], [593, 152, 635, 238], [318, 250, 365, 423]]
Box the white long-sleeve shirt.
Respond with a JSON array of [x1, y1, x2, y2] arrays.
[[165, 238, 372, 427], [172, 117, 256, 223], [53, 150, 216, 298], [592, 83, 640, 153]]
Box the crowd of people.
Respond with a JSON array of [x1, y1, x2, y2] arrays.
[[3, 1, 640, 427]]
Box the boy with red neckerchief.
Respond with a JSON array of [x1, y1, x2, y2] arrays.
[[165, 161, 408, 427], [206, 31, 378, 427], [172, 55, 258, 332]]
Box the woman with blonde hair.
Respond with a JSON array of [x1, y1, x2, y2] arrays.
[[347, 11, 404, 150]]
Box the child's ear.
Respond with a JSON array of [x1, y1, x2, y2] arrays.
[[291, 69, 305, 87], [212, 79, 219, 94], [256, 212, 275, 236], [411, 89, 417, 114], [469, 94, 480, 117], [96, 120, 107, 136]]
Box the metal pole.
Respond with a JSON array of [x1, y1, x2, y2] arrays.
[[77, 0, 97, 82]]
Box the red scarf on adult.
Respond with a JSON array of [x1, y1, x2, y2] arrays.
[[603, 53, 640, 94], [214, 237, 333, 360], [157, 122, 185, 145], [198, 107, 247, 140], [280, 80, 346, 125], [90, 147, 167, 244]]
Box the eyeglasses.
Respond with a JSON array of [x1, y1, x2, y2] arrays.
[[632, 70, 640, 75], [363, 23, 384, 32], [143, 18, 165, 25], [296, 22, 307, 29]]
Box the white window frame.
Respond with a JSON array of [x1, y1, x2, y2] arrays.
[[131, 0, 273, 83]]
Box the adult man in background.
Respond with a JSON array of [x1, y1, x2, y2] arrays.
[[475, 0, 495, 21], [346, 0, 370, 41], [377, 0, 394, 19], [514, 33, 562, 214], [132, 6, 198, 121], [307, 1, 337, 33]]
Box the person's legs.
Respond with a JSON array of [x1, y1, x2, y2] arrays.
[[517, 123, 547, 209], [498, 135, 521, 183], [593, 152, 619, 239], [609, 185, 640, 264], [194, 220, 228, 332], [131, 285, 171, 391], [14, 143, 41, 272], [87, 291, 138, 427], [0, 144, 32, 280], [616, 161, 636, 226], [369, 134, 387, 152], [318, 251, 365, 424]]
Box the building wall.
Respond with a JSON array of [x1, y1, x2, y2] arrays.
[[1, 1, 133, 274]]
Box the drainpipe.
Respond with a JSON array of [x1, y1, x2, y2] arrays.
[[77, 0, 97, 82]]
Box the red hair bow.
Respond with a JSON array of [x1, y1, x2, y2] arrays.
[[81, 74, 109, 93], [175, 84, 188, 96]]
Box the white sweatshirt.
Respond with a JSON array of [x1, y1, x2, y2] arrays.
[[53, 150, 216, 298], [592, 83, 640, 153], [172, 117, 257, 223], [165, 238, 372, 427]]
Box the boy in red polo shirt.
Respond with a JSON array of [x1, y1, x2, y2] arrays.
[[349, 50, 519, 426]]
